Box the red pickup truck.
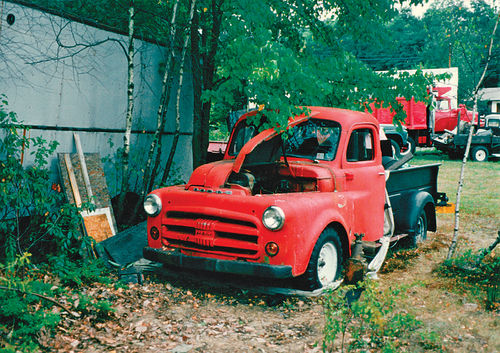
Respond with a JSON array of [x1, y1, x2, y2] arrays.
[[143, 107, 445, 290]]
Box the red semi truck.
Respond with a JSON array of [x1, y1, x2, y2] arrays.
[[143, 107, 446, 290], [370, 87, 477, 154]]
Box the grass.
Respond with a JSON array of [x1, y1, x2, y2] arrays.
[[411, 149, 499, 217]]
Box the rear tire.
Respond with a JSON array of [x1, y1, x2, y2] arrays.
[[470, 146, 489, 162], [407, 209, 427, 248], [298, 228, 343, 290]]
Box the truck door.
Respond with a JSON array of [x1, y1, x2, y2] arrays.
[[342, 125, 385, 242]]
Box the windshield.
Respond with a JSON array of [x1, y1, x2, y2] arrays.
[[285, 119, 341, 161], [228, 118, 341, 161]]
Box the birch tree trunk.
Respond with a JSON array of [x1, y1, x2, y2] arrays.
[[117, 0, 135, 222], [446, 13, 499, 260], [141, 0, 181, 196], [191, 0, 224, 170], [161, 0, 197, 185]]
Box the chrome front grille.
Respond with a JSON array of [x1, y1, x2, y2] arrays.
[[162, 211, 259, 257]]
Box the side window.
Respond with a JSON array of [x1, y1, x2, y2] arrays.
[[346, 128, 375, 162]]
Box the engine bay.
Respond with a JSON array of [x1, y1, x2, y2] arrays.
[[226, 162, 332, 195]]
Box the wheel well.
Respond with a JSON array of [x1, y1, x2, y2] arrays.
[[325, 222, 349, 263], [424, 202, 436, 232]]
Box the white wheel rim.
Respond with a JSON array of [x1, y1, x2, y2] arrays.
[[475, 150, 486, 161], [415, 216, 425, 243], [317, 242, 338, 286]]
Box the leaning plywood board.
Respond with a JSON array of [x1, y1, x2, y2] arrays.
[[81, 208, 115, 243], [63, 153, 115, 242], [58, 152, 117, 242]]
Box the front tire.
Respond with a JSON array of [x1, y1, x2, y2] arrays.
[[390, 139, 401, 159], [401, 136, 416, 156], [299, 228, 343, 290], [470, 146, 489, 162]]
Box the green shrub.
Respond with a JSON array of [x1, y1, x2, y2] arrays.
[[49, 255, 112, 288], [322, 279, 442, 352], [436, 249, 499, 310], [0, 96, 116, 351], [0, 254, 61, 351], [0, 95, 85, 262]]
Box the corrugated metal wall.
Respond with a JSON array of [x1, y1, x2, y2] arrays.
[[1, 1, 194, 195]]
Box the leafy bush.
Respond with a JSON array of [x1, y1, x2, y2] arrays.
[[0, 254, 61, 352], [322, 279, 443, 352], [0, 95, 84, 262], [0, 96, 116, 351], [49, 255, 112, 288], [75, 293, 115, 323], [436, 249, 499, 311], [0, 254, 117, 351]]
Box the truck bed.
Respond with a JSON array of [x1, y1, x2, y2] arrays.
[[386, 163, 441, 235], [452, 134, 500, 147]]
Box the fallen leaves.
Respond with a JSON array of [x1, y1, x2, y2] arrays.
[[46, 275, 322, 352]]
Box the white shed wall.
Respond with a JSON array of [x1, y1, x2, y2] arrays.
[[1, 1, 193, 194]]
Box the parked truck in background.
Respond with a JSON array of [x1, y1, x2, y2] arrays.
[[370, 86, 478, 154], [432, 114, 500, 161], [143, 107, 446, 290]]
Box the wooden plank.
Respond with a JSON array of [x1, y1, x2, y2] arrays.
[[64, 153, 82, 207], [73, 133, 94, 203], [73, 134, 116, 239]]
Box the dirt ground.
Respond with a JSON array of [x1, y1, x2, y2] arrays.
[[46, 210, 499, 353]]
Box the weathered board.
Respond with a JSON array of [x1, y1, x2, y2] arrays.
[[58, 153, 117, 242]]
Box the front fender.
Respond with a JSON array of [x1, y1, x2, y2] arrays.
[[394, 190, 435, 234], [275, 192, 352, 276]]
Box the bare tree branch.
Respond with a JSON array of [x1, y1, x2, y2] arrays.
[[0, 285, 80, 318]]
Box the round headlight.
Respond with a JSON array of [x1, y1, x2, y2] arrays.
[[262, 206, 285, 231], [144, 194, 162, 217]]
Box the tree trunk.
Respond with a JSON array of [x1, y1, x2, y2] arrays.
[[191, 0, 224, 170], [141, 0, 180, 195], [162, 0, 197, 185], [191, 8, 203, 169], [117, 0, 135, 222], [447, 13, 499, 260]]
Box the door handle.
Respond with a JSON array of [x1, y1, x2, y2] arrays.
[[345, 172, 354, 181], [378, 172, 385, 176]]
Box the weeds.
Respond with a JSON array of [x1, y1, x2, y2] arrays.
[[321, 279, 444, 352], [0, 97, 116, 351], [0, 95, 85, 262], [0, 254, 116, 351], [436, 249, 499, 310]]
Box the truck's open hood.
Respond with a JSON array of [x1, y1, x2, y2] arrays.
[[232, 114, 314, 173], [232, 129, 282, 173]]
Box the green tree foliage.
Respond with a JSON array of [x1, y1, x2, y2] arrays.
[[199, 0, 436, 144], [19, 0, 436, 169], [342, 0, 500, 103]]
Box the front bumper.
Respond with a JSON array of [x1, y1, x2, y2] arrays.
[[143, 247, 293, 279]]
